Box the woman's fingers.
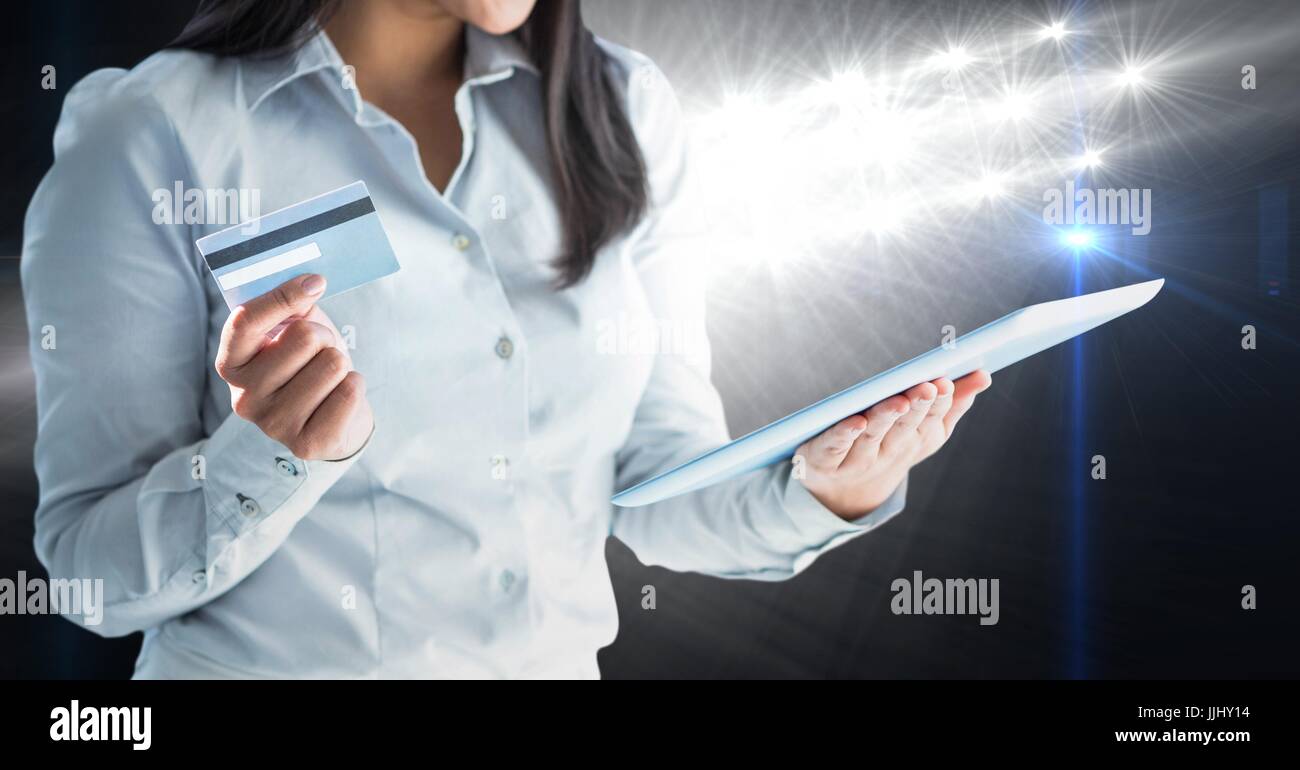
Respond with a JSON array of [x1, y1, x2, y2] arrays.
[[297, 371, 369, 461], [216, 274, 327, 376], [797, 414, 868, 473], [237, 319, 339, 395], [214, 274, 374, 461], [926, 378, 954, 419], [797, 372, 990, 478], [952, 369, 993, 399], [883, 380, 936, 452], [794, 372, 993, 518], [840, 395, 909, 472], [943, 370, 992, 434], [303, 302, 350, 350], [263, 347, 354, 439], [918, 377, 955, 439]]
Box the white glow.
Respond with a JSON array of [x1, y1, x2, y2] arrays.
[[817, 70, 875, 108], [1042, 22, 1068, 41], [852, 108, 916, 167], [862, 198, 908, 234], [973, 173, 1006, 199], [931, 47, 973, 71], [990, 91, 1033, 122], [711, 93, 766, 131], [1119, 66, 1146, 87], [1079, 149, 1104, 168], [676, 15, 1197, 279]]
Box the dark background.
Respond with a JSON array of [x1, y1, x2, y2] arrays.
[[2, 0, 1297, 679]]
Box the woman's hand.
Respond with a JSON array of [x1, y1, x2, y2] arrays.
[[214, 274, 373, 461], [795, 370, 992, 520]]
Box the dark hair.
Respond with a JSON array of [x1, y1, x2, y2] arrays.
[[171, 0, 648, 288]]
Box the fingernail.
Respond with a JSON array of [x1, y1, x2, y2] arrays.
[[301, 274, 326, 295]]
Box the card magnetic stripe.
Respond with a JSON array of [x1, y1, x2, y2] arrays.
[[203, 196, 376, 270]]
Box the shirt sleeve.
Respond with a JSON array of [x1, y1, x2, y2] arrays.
[[608, 59, 907, 581], [21, 70, 363, 638]]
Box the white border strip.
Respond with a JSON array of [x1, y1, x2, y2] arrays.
[[217, 242, 322, 291]]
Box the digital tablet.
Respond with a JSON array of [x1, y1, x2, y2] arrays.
[[611, 278, 1164, 507]]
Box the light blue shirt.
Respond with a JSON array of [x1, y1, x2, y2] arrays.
[[21, 27, 906, 678]]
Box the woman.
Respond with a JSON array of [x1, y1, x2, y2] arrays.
[[22, 0, 991, 678]]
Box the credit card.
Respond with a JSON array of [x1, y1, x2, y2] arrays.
[[195, 181, 400, 309]]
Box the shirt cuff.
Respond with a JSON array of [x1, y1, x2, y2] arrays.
[[780, 461, 909, 545], [198, 414, 370, 562]]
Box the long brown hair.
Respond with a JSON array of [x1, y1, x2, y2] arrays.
[[171, 0, 648, 288]]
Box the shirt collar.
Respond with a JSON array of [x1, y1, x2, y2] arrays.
[[464, 24, 539, 81], [243, 24, 538, 114]]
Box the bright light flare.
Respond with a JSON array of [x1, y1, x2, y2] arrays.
[[1041, 22, 1068, 41], [848, 107, 917, 168], [862, 198, 909, 235], [815, 70, 876, 109], [989, 91, 1033, 122], [1118, 65, 1146, 87], [681, 15, 1193, 279], [1078, 149, 1104, 168], [710, 93, 768, 132], [972, 172, 1007, 199], [930, 46, 973, 71], [1063, 230, 1096, 248]]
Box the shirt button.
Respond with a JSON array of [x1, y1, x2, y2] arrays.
[[274, 457, 299, 478], [451, 233, 472, 251], [499, 570, 517, 592], [236, 493, 261, 517], [192, 570, 207, 584], [494, 336, 514, 359]]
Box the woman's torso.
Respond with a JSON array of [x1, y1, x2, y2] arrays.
[[126, 29, 659, 678]]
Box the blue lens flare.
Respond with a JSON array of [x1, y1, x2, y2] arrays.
[[1063, 230, 1095, 248]]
